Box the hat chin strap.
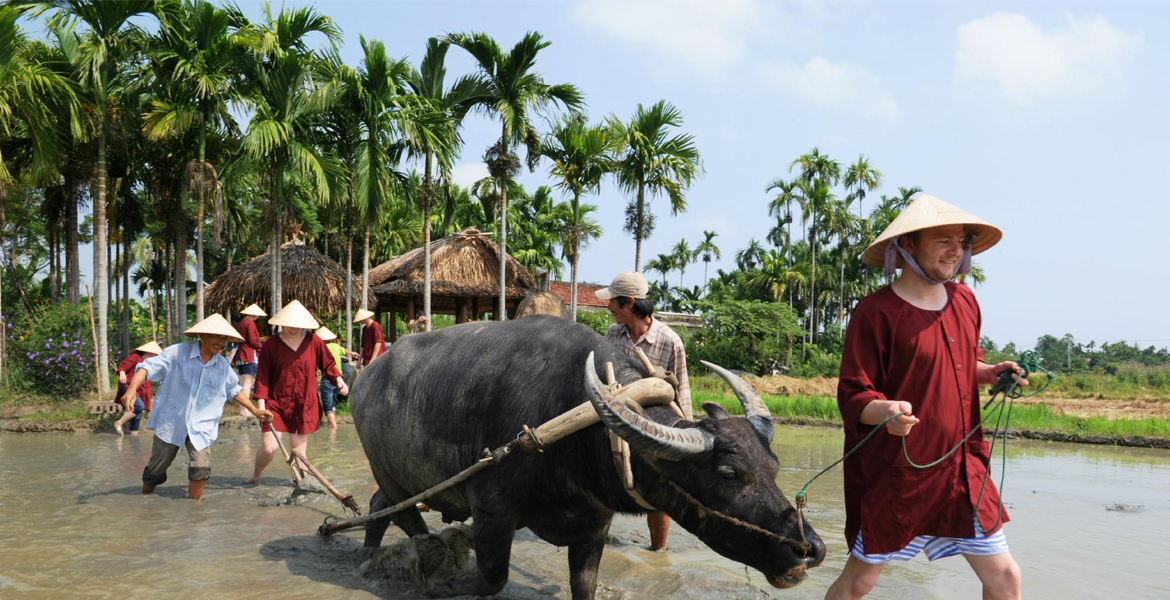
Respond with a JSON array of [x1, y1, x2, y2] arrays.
[[884, 235, 974, 284]]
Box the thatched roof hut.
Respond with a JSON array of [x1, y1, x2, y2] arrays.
[[204, 240, 374, 318], [516, 291, 568, 319], [369, 227, 536, 326]]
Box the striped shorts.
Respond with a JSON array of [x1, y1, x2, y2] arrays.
[[851, 521, 1009, 565]]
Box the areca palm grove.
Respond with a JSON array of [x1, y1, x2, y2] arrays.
[[0, 0, 943, 396]]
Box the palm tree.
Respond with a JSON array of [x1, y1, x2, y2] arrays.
[[645, 252, 673, 286], [790, 147, 841, 187], [797, 179, 834, 345], [21, 0, 165, 394], [765, 177, 800, 253], [735, 238, 765, 271], [445, 31, 583, 320], [671, 238, 692, 288], [843, 154, 883, 221], [142, 0, 240, 322], [406, 37, 490, 331], [541, 113, 612, 319], [235, 3, 341, 313], [694, 229, 720, 289], [608, 100, 702, 271], [0, 5, 78, 186]]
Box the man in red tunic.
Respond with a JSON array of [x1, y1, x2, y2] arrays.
[[247, 300, 348, 484], [233, 303, 266, 416], [826, 194, 1026, 600], [354, 308, 385, 367], [113, 341, 162, 435]]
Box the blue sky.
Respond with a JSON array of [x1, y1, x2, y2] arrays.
[[72, 1, 1168, 350]]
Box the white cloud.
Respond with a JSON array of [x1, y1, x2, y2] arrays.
[[449, 163, 489, 189], [571, 0, 767, 75], [955, 13, 1143, 104], [757, 57, 899, 120]]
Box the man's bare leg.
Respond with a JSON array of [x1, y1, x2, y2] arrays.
[[964, 553, 1022, 600], [189, 479, 207, 501], [825, 556, 885, 600]]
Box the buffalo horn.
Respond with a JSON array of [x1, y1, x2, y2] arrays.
[[700, 360, 774, 445], [585, 353, 714, 461]]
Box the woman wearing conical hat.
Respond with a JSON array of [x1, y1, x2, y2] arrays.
[[247, 301, 348, 484], [828, 194, 1026, 600], [121, 314, 272, 501], [233, 303, 266, 417], [112, 340, 164, 436]]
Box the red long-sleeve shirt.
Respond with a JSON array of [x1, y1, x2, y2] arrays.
[[837, 282, 1006, 554], [233, 318, 262, 364], [117, 352, 153, 410], [254, 332, 343, 434]]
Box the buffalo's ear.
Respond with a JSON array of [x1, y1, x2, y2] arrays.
[[702, 402, 732, 420]]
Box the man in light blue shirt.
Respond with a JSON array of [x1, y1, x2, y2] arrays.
[[122, 314, 272, 500]]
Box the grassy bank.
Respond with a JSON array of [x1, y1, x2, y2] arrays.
[[692, 390, 1170, 441]]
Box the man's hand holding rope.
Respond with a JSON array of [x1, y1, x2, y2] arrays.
[[860, 400, 920, 436], [978, 360, 1029, 388]]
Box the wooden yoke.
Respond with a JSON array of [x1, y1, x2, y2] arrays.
[[517, 374, 675, 452]]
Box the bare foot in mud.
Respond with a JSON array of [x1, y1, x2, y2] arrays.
[[244, 477, 260, 486]]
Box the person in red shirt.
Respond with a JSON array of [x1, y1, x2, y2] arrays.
[[353, 308, 384, 367], [113, 341, 163, 435], [246, 300, 348, 484], [826, 194, 1026, 600], [233, 303, 266, 417]]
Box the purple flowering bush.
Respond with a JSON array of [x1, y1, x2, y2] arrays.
[[10, 303, 95, 397]]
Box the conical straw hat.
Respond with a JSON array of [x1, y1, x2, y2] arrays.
[[353, 309, 375, 323], [185, 314, 245, 341], [136, 341, 164, 355], [862, 193, 1002, 268], [316, 326, 338, 342], [268, 300, 320, 329], [240, 303, 267, 317]]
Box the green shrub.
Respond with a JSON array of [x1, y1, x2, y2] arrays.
[[576, 310, 614, 336], [9, 302, 97, 398], [789, 344, 842, 378], [686, 300, 800, 375]]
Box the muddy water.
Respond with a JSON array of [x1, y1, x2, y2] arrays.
[[0, 426, 1167, 600]]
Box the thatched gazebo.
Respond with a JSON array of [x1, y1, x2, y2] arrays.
[[204, 239, 375, 319], [369, 227, 536, 337]]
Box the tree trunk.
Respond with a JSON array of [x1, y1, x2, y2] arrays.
[[95, 128, 110, 394], [423, 150, 433, 331], [66, 174, 79, 304], [122, 235, 130, 354], [634, 182, 645, 271], [269, 160, 281, 314], [173, 189, 186, 340], [569, 191, 581, 321], [164, 235, 172, 345], [809, 217, 817, 347], [48, 219, 58, 301], [345, 222, 353, 353], [362, 225, 370, 311], [195, 115, 207, 322]]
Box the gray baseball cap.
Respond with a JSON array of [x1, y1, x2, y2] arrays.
[[595, 271, 649, 300]]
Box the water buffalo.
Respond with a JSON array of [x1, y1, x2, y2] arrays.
[[352, 316, 824, 599]]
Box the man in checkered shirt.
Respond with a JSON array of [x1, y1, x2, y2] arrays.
[[597, 270, 692, 551]]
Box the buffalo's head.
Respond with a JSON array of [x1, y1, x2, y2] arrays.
[[584, 353, 825, 588]]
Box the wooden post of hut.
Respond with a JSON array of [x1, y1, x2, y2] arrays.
[[456, 298, 468, 324]]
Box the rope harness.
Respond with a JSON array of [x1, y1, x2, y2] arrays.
[[792, 351, 1055, 544]]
